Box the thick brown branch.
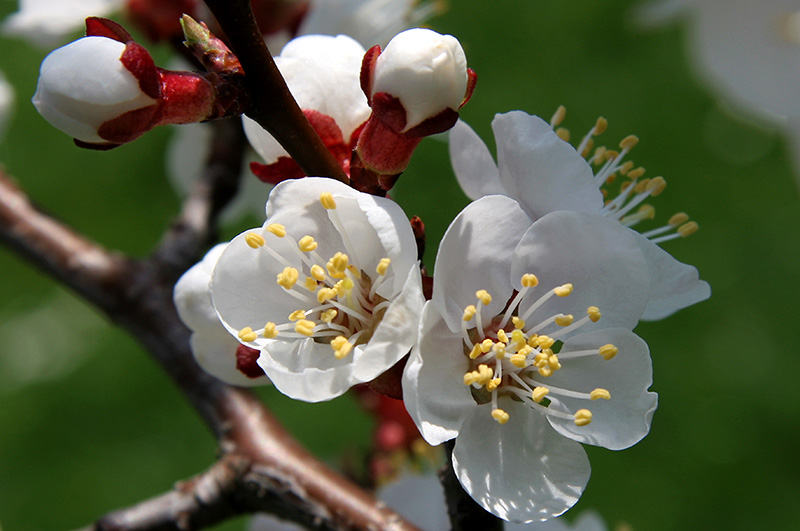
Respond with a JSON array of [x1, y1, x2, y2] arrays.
[[203, 0, 349, 183], [439, 440, 503, 531]]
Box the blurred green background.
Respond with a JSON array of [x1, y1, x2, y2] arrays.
[[1, 0, 799, 529]]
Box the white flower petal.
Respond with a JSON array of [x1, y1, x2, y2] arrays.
[[452, 399, 590, 523], [174, 244, 227, 333], [353, 266, 424, 381], [2, 0, 122, 47], [190, 329, 267, 387], [634, 234, 711, 320], [512, 211, 649, 333], [493, 111, 602, 220], [432, 195, 532, 333], [544, 328, 657, 450], [402, 302, 474, 446], [257, 339, 357, 402], [377, 474, 450, 531], [449, 119, 504, 200]]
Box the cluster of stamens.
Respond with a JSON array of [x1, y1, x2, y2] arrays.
[[550, 105, 699, 244], [237, 192, 393, 360], [461, 273, 618, 427]]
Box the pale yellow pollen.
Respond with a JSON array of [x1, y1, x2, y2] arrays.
[[594, 116, 608, 135], [517, 345, 534, 357], [376, 258, 391, 276], [304, 277, 318, 291], [521, 273, 538, 288], [512, 316, 526, 329], [555, 314, 574, 326], [511, 329, 525, 345], [298, 235, 318, 252], [492, 342, 506, 359], [551, 105, 566, 127], [477, 364, 494, 385], [476, 290, 492, 305], [574, 409, 593, 426], [496, 330, 509, 344], [245, 232, 266, 249], [347, 265, 362, 279], [317, 287, 336, 303], [619, 135, 639, 150], [463, 371, 478, 386], [510, 353, 528, 368], [335, 277, 354, 296], [605, 149, 619, 161], [469, 343, 483, 359], [669, 212, 689, 226], [277, 266, 299, 290], [491, 408, 510, 424], [481, 339, 494, 353], [266, 223, 286, 237], [548, 354, 562, 370], [556, 127, 570, 142], [593, 146, 608, 165], [463, 305, 477, 322], [554, 283, 573, 297], [263, 322, 278, 339], [532, 387, 549, 403], [628, 167, 646, 180], [288, 310, 306, 322], [647, 176, 666, 196], [310, 264, 326, 281], [605, 174, 617, 185], [327, 252, 349, 279], [538, 366, 553, 377], [331, 336, 353, 359], [587, 306, 602, 323], [295, 319, 316, 337], [486, 377, 502, 392], [638, 204, 656, 219], [678, 221, 699, 237], [538, 336, 555, 349], [619, 160, 634, 175], [620, 181, 633, 193], [590, 388, 611, 401], [238, 327, 257, 342], [599, 344, 618, 360], [581, 138, 595, 158], [320, 309, 338, 323], [319, 192, 336, 210]]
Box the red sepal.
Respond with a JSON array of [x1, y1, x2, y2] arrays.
[[97, 104, 159, 143], [120, 42, 160, 99], [235, 345, 267, 379], [403, 106, 459, 138], [360, 45, 381, 104], [85, 17, 133, 42], [251, 158, 305, 184], [73, 139, 122, 150], [460, 68, 478, 108]]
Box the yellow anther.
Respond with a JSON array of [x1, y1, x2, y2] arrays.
[[477, 364, 494, 385], [298, 235, 318, 252], [238, 327, 257, 342], [678, 221, 699, 237], [638, 204, 656, 219], [469, 343, 483, 359], [486, 377, 502, 392], [277, 267, 299, 290], [512, 316, 526, 330], [263, 322, 278, 339], [476, 290, 492, 305], [551, 105, 566, 127], [496, 330, 509, 344], [327, 252, 349, 279], [317, 287, 336, 303], [310, 265, 326, 281], [594, 116, 608, 135], [556, 127, 570, 142], [245, 232, 266, 249], [555, 314, 574, 326], [492, 342, 506, 359], [587, 306, 602, 323], [511, 329, 525, 345], [463, 305, 477, 322], [304, 277, 318, 291], [521, 273, 539, 288], [294, 319, 316, 337], [669, 212, 689, 226], [335, 277, 354, 296], [620, 181, 633, 193], [538, 335, 555, 349], [619, 160, 634, 175], [376, 258, 391, 276], [593, 146, 607, 165], [548, 354, 562, 371], [331, 336, 353, 359], [619, 135, 639, 150], [491, 408, 510, 424], [320, 309, 338, 323], [510, 353, 528, 368], [517, 345, 534, 357], [634, 178, 651, 194], [599, 344, 618, 360], [590, 388, 611, 401], [463, 371, 478, 386], [605, 174, 617, 185], [647, 176, 666, 196], [628, 167, 646, 180], [532, 387, 550, 403], [347, 265, 362, 279], [481, 339, 494, 353], [581, 138, 595, 158], [538, 366, 553, 377], [319, 192, 336, 210], [288, 310, 306, 322], [266, 223, 286, 238], [574, 409, 593, 426], [605, 149, 619, 161], [554, 283, 573, 297]]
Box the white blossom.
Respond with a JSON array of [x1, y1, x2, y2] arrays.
[[403, 198, 657, 523], [450, 110, 710, 320], [1, 0, 122, 47], [211, 177, 424, 402]]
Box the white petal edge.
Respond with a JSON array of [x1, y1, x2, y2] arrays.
[[449, 119, 504, 200]]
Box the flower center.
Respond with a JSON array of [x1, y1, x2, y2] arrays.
[[550, 105, 699, 244], [236, 192, 393, 360], [460, 274, 618, 427]]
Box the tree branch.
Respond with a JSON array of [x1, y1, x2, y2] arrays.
[[203, 0, 349, 183], [439, 440, 503, 531]]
